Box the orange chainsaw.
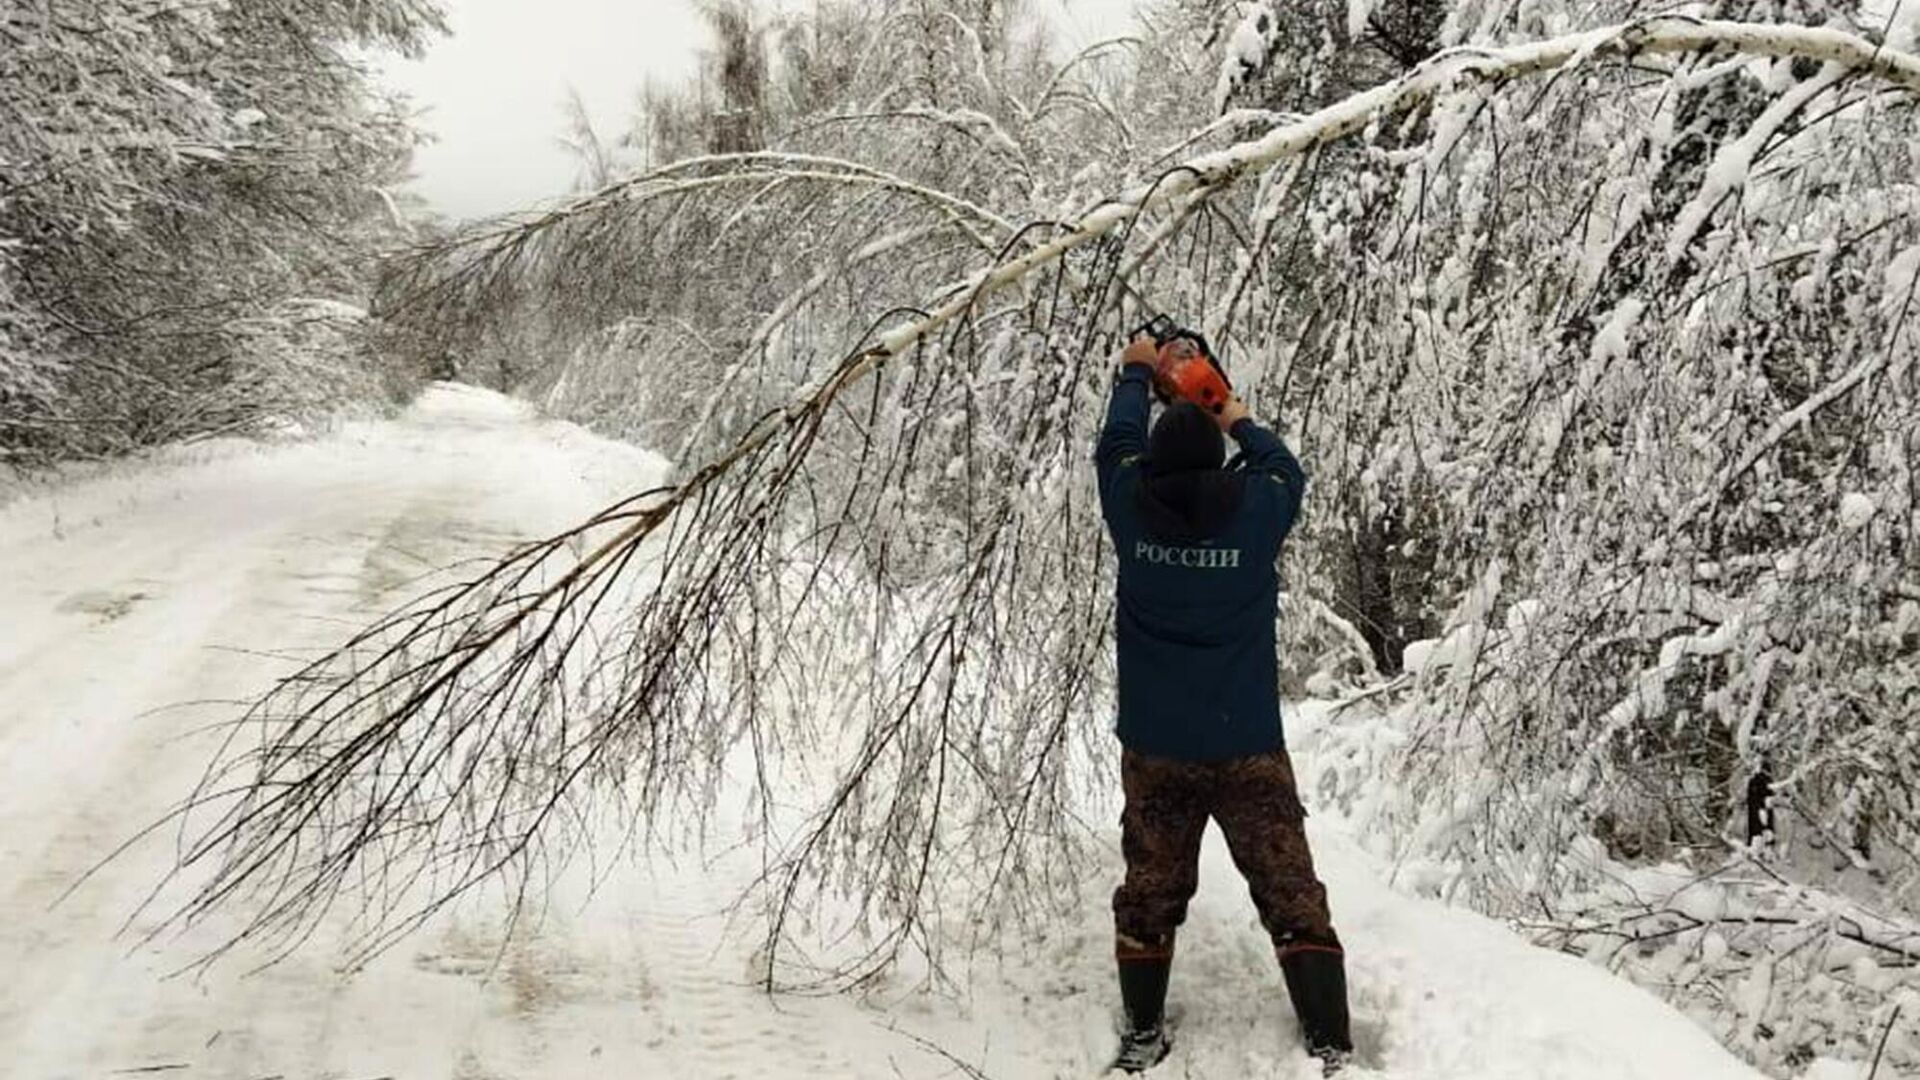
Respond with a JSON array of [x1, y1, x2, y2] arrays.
[[1133, 314, 1232, 415]]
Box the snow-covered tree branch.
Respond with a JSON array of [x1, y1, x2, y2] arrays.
[[148, 2, 1920, 1073]]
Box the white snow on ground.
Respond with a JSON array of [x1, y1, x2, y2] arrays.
[[0, 385, 1766, 1079]]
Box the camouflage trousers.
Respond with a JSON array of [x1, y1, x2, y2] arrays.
[[1113, 747, 1342, 963]]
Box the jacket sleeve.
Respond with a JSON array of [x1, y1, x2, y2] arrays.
[[1095, 363, 1154, 518], [1229, 417, 1307, 539]]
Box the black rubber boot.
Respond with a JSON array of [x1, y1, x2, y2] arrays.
[[1111, 957, 1172, 1073], [1280, 949, 1353, 1074]]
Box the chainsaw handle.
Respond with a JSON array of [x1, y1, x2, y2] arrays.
[[1132, 315, 1220, 372], [1131, 314, 1178, 344]]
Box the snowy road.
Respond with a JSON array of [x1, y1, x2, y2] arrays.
[[0, 386, 1764, 1079]]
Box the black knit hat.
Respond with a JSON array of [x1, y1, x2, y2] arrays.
[[1147, 401, 1224, 476]]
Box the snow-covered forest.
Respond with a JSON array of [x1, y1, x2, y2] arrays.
[[1, 0, 446, 459], [3, 0, 1918, 1077]]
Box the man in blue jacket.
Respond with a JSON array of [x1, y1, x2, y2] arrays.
[[1095, 333, 1352, 1075]]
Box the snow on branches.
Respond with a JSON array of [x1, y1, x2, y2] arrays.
[[156, 4, 1920, 1073], [0, 0, 444, 463]]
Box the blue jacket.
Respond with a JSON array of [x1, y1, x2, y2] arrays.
[[1094, 364, 1307, 761]]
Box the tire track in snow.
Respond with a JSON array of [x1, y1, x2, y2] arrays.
[[0, 387, 672, 1078], [0, 459, 431, 1077], [634, 854, 858, 1077]]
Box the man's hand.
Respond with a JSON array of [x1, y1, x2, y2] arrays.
[[1216, 396, 1250, 432], [1121, 334, 1160, 369]]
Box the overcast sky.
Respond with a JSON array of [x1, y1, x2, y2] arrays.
[[380, 0, 1143, 219]]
